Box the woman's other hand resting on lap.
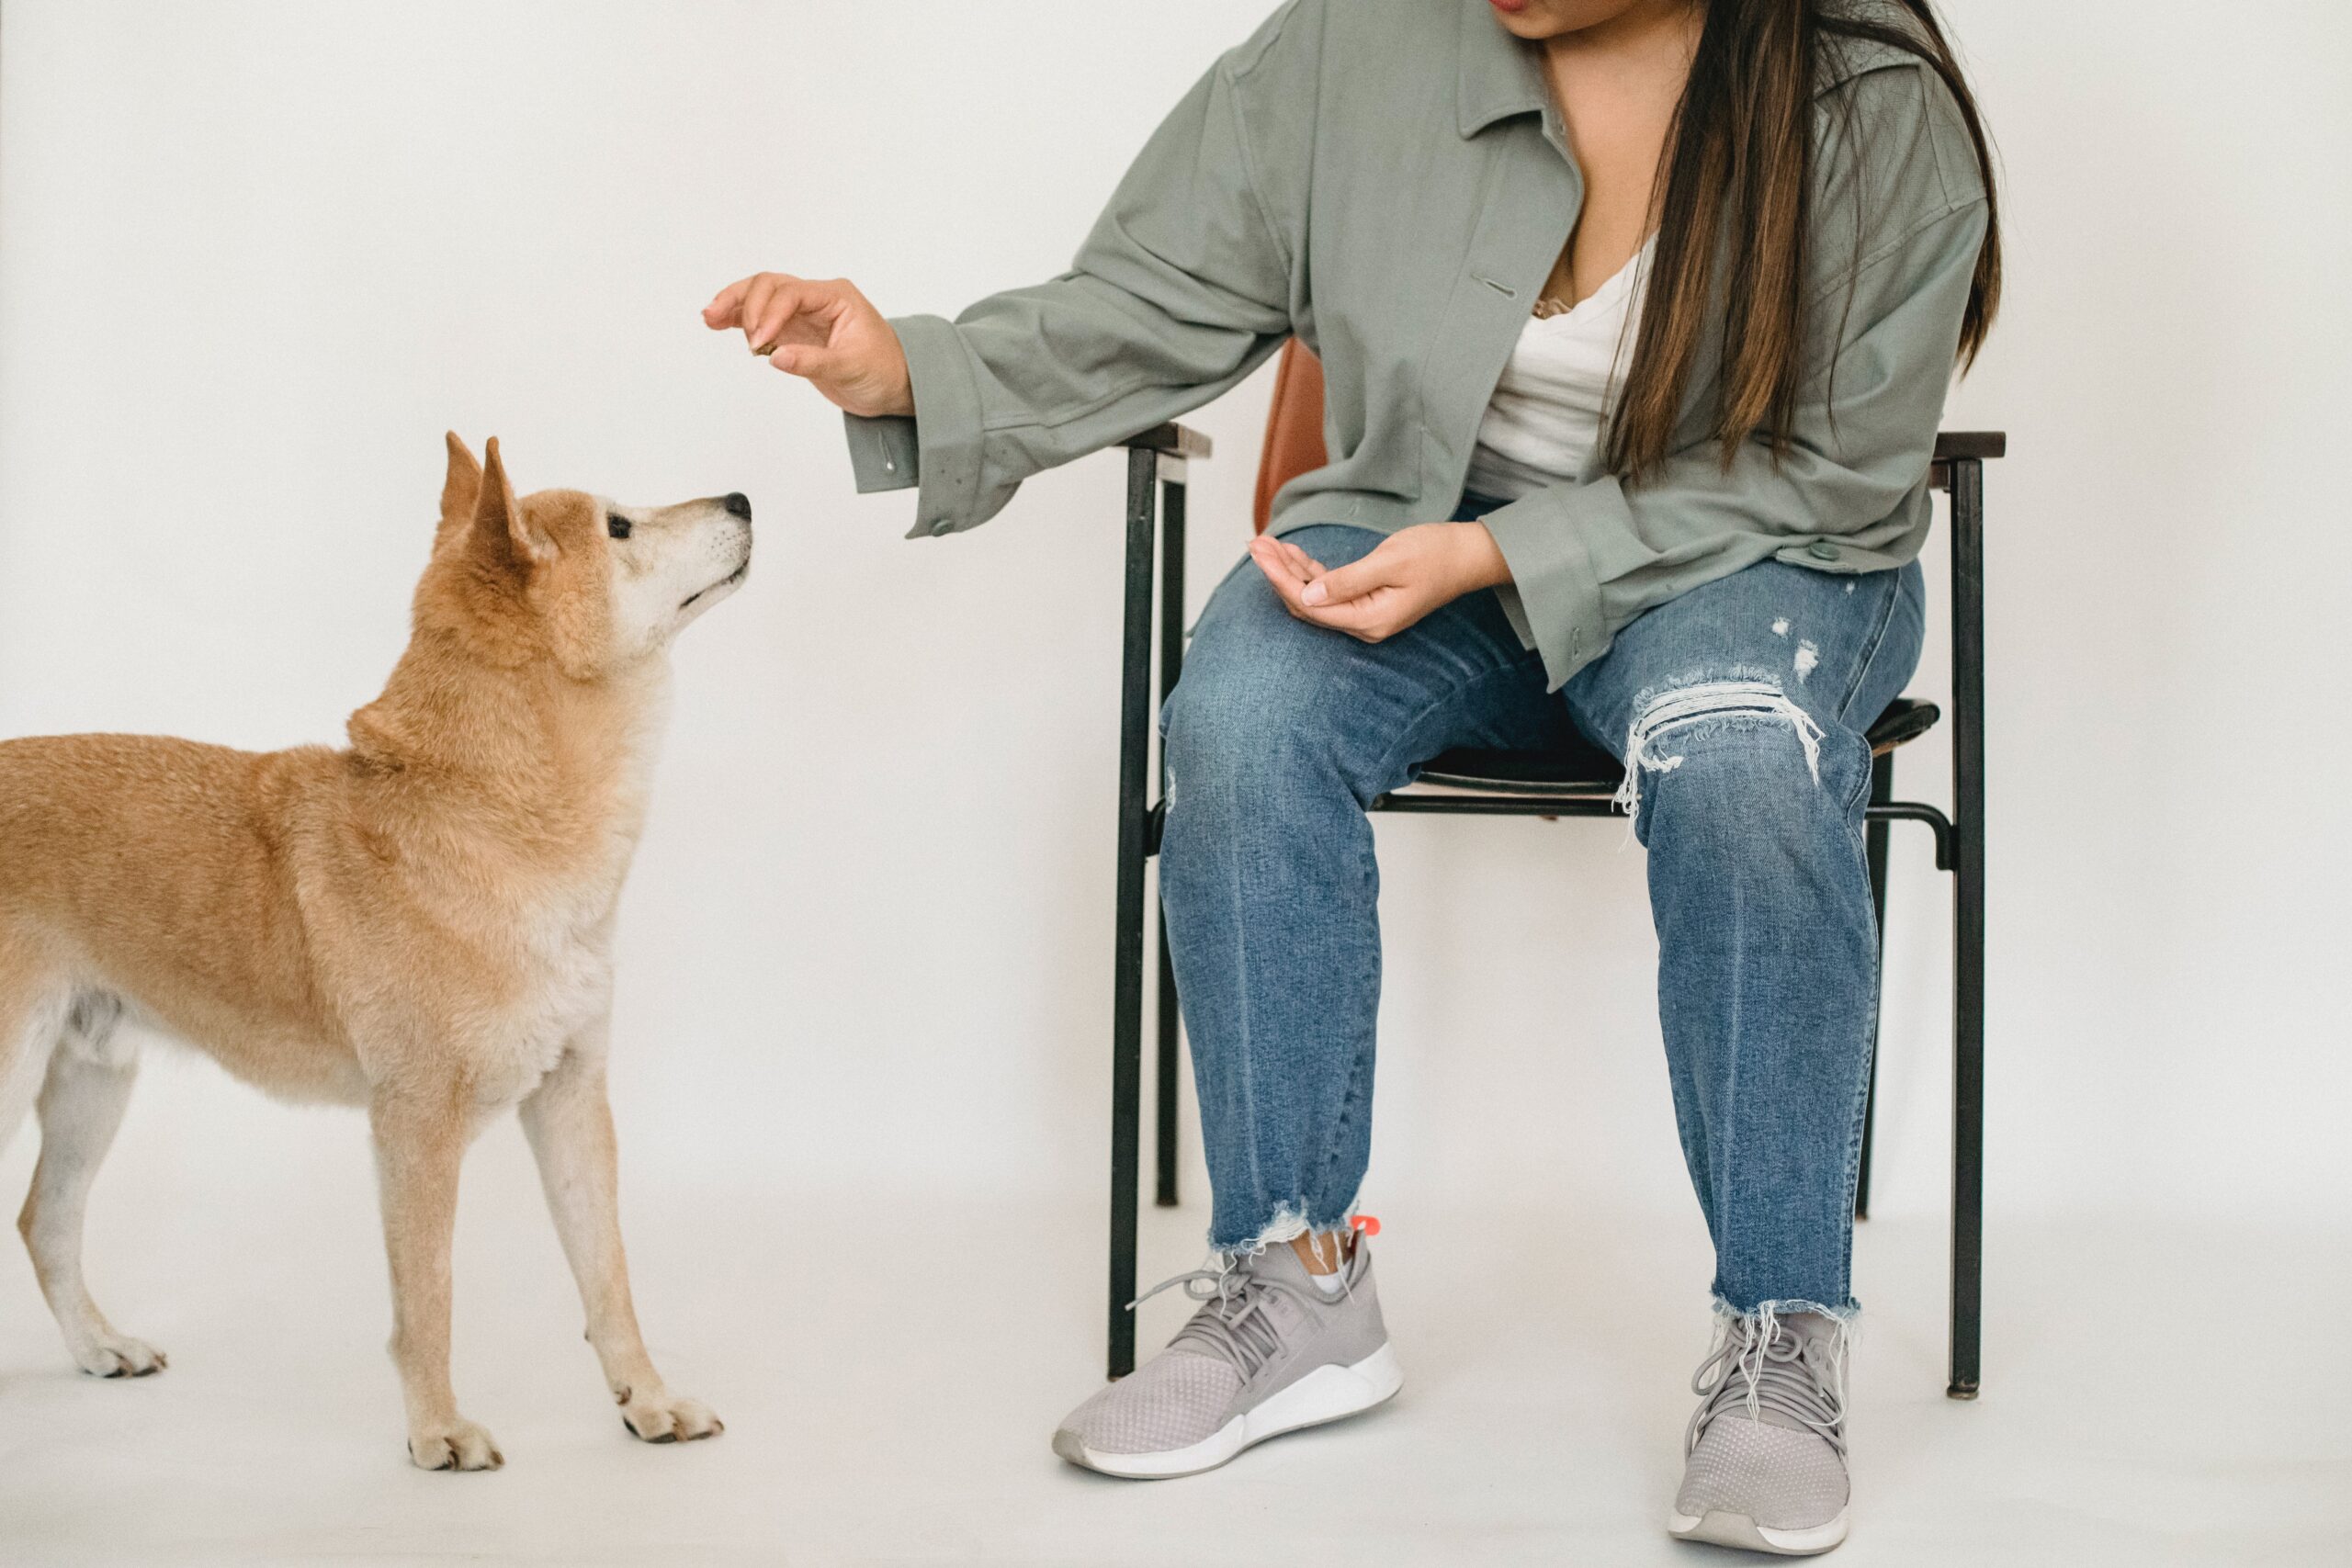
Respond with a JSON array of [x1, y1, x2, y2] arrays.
[[1248, 522, 1512, 644]]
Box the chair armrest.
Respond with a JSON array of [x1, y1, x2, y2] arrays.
[[1930, 431, 2005, 494], [1933, 432, 2006, 461], [1121, 423, 1215, 459]]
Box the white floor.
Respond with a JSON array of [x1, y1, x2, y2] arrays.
[[1, 1104, 2343, 1568]]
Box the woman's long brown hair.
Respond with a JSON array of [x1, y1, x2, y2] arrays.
[[1604, 0, 2001, 479]]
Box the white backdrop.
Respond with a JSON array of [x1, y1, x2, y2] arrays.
[[1, 0, 2346, 1361]]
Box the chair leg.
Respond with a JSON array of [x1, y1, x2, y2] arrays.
[[1152, 473, 1187, 1211], [1107, 449, 1159, 1382], [1949, 828, 1984, 1398], [1157, 926, 1185, 1213], [1154, 920, 1181, 1207], [1947, 455, 1987, 1400], [1856, 751, 1894, 1222]]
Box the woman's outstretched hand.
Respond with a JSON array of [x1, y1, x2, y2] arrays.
[[1248, 522, 1512, 644], [701, 273, 914, 418]]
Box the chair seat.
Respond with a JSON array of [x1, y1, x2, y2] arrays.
[[1400, 696, 1941, 800]]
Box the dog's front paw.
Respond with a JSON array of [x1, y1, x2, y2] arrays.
[[75, 1332, 168, 1380], [619, 1386, 723, 1445], [408, 1416, 503, 1472]]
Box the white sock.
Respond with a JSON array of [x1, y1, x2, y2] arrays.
[[1301, 1234, 1351, 1295]]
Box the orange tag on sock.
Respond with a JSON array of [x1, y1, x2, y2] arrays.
[[1350, 1213, 1381, 1237]]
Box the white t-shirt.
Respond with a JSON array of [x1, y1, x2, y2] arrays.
[[1463, 237, 1655, 501]]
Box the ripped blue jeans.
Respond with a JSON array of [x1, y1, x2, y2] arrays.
[[1157, 506, 1925, 1317]]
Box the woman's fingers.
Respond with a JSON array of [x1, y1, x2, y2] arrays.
[[749, 279, 813, 355], [771, 342, 843, 378], [706, 272, 835, 355], [1248, 539, 1306, 599], [702, 276, 754, 329], [1300, 552, 1391, 608], [1251, 542, 1405, 638], [1248, 539, 1322, 623], [1249, 536, 1309, 586], [1250, 536, 1413, 638], [731, 276, 777, 347], [1248, 525, 1475, 644], [703, 271, 815, 344], [704, 272, 912, 416], [1298, 591, 1397, 638]]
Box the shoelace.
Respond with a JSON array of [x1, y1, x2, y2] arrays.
[[1130, 1261, 1317, 1382], [1684, 1313, 1849, 1459]]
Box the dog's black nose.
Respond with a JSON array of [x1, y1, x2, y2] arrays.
[[721, 492, 752, 521]]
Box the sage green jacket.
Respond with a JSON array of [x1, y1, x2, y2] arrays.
[[845, 0, 1988, 689]]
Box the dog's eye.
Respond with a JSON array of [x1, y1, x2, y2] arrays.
[[607, 514, 632, 540]]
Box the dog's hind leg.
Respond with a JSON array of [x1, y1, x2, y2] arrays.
[[518, 1027, 718, 1446], [0, 942, 71, 1164], [18, 995, 165, 1378]]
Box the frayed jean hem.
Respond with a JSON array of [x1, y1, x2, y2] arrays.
[[1712, 1292, 1860, 1324], [1208, 1201, 1356, 1258]]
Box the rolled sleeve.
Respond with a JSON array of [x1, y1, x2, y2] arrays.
[[885, 312, 997, 539], [842, 412, 918, 495], [1477, 485, 1606, 689]]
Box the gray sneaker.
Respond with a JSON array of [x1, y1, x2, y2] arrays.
[[1052, 1238, 1402, 1479], [1668, 1311, 1852, 1556]]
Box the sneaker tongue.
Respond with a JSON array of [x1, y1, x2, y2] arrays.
[[1780, 1310, 1841, 1347], [1725, 1314, 1842, 1437], [1165, 1247, 1306, 1375], [1248, 1239, 1322, 1290]]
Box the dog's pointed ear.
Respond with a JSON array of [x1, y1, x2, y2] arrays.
[[435, 432, 482, 552], [470, 436, 552, 570]]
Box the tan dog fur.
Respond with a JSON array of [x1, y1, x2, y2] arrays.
[[0, 435, 751, 1470]]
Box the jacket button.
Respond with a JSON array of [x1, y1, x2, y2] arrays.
[[1807, 540, 1840, 561], [932, 521, 953, 536]]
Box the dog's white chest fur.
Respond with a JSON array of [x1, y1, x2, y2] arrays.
[[474, 902, 619, 1107], [473, 697, 662, 1109]]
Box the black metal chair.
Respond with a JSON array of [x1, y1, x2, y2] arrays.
[[1099, 409, 2001, 1401]]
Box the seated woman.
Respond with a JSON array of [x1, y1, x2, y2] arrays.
[[705, 0, 1998, 1552]]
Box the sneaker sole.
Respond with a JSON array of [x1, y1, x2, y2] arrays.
[[1667, 1506, 1849, 1556], [1053, 1343, 1403, 1480]]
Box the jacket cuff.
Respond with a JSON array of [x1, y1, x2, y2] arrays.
[[1476, 485, 1611, 691], [888, 312, 989, 540], [843, 412, 918, 493]]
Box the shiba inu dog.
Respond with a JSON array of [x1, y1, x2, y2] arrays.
[[0, 435, 750, 1470]]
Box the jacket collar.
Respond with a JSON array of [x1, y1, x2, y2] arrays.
[[1455, 0, 1928, 141], [1456, 2, 1550, 139]]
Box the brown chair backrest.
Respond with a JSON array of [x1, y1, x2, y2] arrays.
[[1252, 339, 1328, 535]]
